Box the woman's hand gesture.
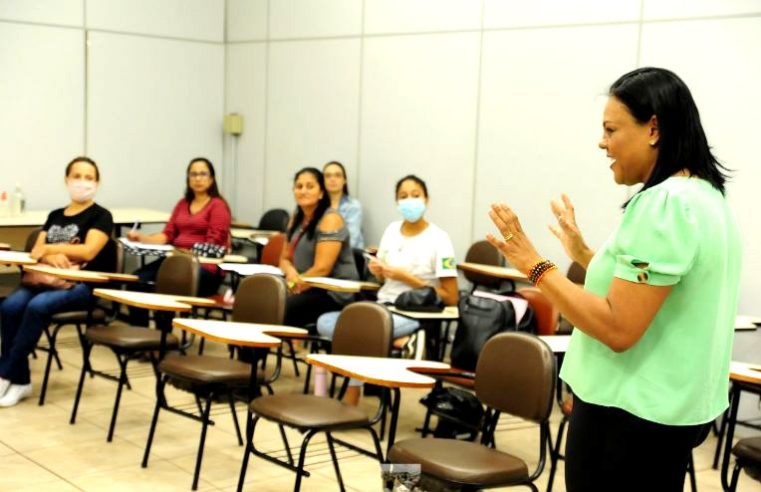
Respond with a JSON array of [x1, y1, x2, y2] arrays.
[[486, 203, 542, 274], [549, 194, 594, 268]]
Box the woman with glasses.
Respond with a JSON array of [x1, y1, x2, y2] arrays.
[[127, 157, 231, 326], [322, 161, 364, 249]]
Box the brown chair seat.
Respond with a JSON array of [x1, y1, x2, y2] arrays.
[[389, 438, 529, 486], [159, 355, 253, 385], [86, 325, 179, 350], [251, 394, 369, 430], [733, 436, 761, 463], [52, 308, 107, 325]]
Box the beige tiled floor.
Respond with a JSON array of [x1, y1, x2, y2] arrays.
[[0, 326, 758, 492]]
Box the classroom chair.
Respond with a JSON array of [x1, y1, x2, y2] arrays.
[[728, 436, 761, 491], [390, 332, 555, 492], [142, 274, 288, 491], [462, 240, 503, 292], [69, 254, 196, 440], [237, 302, 391, 492]]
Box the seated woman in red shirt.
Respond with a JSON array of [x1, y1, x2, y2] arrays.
[[127, 157, 231, 326]]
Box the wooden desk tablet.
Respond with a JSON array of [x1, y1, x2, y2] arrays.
[[457, 262, 528, 281], [306, 354, 449, 389], [93, 288, 192, 312], [300, 277, 380, 293], [0, 250, 37, 266], [23, 264, 111, 283], [172, 318, 306, 348]]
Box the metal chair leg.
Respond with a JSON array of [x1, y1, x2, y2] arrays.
[[229, 392, 243, 446], [237, 414, 260, 492], [142, 375, 166, 468], [70, 339, 93, 424], [728, 462, 743, 492], [191, 396, 214, 490], [293, 431, 318, 492], [547, 417, 568, 492], [325, 433, 345, 492], [278, 424, 294, 465], [107, 355, 130, 442]]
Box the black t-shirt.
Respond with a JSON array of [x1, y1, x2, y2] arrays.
[[43, 203, 115, 272]]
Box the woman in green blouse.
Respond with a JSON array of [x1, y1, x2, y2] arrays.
[[487, 67, 741, 491]]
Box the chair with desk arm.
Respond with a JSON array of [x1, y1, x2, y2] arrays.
[[237, 301, 391, 492], [69, 254, 196, 440], [142, 273, 288, 491], [390, 332, 555, 492]]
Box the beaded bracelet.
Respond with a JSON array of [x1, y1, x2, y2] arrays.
[[527, 259, 558, 285], [534, 264, 558, 286]]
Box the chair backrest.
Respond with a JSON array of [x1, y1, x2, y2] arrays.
[[24, 228, 42, 252], [260, 233, 285, 267], [463, 240, 503, 290], [567, 261, 586, 285], [258, 208, 289, 232], [156, 255, 199, 297], [518, 287, 559, 336], [332, 302, 392, 357], [232, 274, 287, 325], [475, 332, 555, 424]]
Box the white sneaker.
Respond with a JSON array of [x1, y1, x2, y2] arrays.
[[0, 378, 10, 397], [0, 383, 32, 407]]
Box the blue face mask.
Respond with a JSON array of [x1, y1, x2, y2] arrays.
[[397, 198, 426, 223]]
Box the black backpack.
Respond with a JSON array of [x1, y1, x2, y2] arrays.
[[450, 293, 536, 372], [420, 386, 484, 440]]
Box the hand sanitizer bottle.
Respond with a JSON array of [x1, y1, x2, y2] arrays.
[[11, 184, 24, 216]]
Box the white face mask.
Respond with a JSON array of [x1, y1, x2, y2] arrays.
[[67, 179, 97, 203]]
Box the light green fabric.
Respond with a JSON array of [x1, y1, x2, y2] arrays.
[[560, 177, 742, 425]]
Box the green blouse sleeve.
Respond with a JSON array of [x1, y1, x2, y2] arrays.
[[612, 187, 699, 286]]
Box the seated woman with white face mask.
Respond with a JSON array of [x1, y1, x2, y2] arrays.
[[317, 174, 459, 339], [0, 156, 114, 407], [316, 174, 459, 404]]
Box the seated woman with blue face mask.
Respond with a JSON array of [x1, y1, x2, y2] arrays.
[[316, 174, 459, 340]]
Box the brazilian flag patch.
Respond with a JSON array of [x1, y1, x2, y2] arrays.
[[441, 257, 455, 270]]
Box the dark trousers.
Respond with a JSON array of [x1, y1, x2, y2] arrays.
[[0, 284, 92, 384], [565, 395, 707, 492], [128, 258, 223, 327], [283, 288, 343, 331]]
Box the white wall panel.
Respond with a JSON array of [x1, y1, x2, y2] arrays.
[[265, 39, 361, 212], [226, 0, 267, 42], [87, 32, 224, 213], [86, 0, 224, 42], [475, 25, 639, 271], [364, 0, 481, 34], [0, 24, 84, 211], [643, 0, 761, 20], [640, 17, 761, 314], [226, 43, 267, 224], [483, 0, 640, 29], [0, 0, 82, 26], [359, 33, 480, 257], [269, 0, 362, 39]]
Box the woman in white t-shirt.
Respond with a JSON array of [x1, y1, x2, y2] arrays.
[[316, 174, 459, 339]]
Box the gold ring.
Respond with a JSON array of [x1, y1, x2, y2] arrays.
[[503, 233, 514, 242]]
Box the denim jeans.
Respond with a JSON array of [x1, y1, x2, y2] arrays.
[[0, 284, 92, 384], [316, 309, 420, 339]]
